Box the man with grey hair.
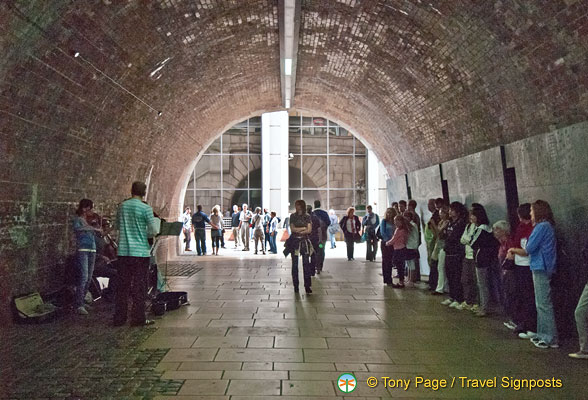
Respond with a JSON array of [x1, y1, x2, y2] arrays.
[[239, 203, 252, 251]]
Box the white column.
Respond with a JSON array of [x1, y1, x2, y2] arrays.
[[262, 111, 289, 220]]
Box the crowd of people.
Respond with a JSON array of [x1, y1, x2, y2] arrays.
[[70, 185, 588, 358], [181, 204, 280, 255]]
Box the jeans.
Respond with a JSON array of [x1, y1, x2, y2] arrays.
[[195, 229, 207, 255], [574, 283, 588, 352], [445, 254, 464, 302], [345, 237, 355, 260], [532, 270, 558, 345], [76, 251, 96, 307], [113, 256, 149, 325], [365, 232, 378, 261], [264, 229, 271, 249], [183, 228, 192, 250], [240, 224, 250, 250], [503, 269, 517, 320], [329, 231, 337, 248], [292, 254, 312, 289], [512, 266, 537, 332], [381, 243, 394, 284], [393, 248, 406, 282], [435, 249, 448, 293], [462, 258, 478, 305], [269, 231, 277, 253], [476, 267, 490, 312], [211, 235, 221, 249]]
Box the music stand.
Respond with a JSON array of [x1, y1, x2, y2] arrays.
[[152, 221, 183, 291]]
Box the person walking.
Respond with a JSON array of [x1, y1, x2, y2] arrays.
[[340, 207, 361, 261], [328, 209, 339, 249], [113, 181, 159, 327], [312, 200, 330, 273], [268, 211, 279, 254], [239, 203, 253, 251], [210, 206, 223, 255], [72, 199, 101, 315], [362, 205, 380, 262], [252, 207, 266, 254], [287, 200, 314, 293], [380, 207, 397, 285], [192, 204, 211, 256], [508, 200, 558, 349], [231, 205, 241, 248], [181, 207, 193, 251], [263, 208, 272, 252]]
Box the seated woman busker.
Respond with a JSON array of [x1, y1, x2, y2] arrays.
[[284, 200, 314, 294]]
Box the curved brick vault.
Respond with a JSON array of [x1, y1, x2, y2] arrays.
[[1, 1, 588, 316]]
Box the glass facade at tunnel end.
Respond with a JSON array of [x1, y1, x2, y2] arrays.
[[184, 113, 388, 219]]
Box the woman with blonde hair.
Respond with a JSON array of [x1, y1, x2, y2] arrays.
[[340, 207, 361, 261], [209, 205, 224, 255]]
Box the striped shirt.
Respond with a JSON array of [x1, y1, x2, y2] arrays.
[[116, 198, 158, 257]]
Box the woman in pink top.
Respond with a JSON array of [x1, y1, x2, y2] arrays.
[[386, 215, 412, 288]]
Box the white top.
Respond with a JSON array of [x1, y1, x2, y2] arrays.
[[407, 221, 420, 250], [515, 237, 531, 266], [239, 210, 252, 222], [346, 218, 355, 233], [210, 214, 223, 229]]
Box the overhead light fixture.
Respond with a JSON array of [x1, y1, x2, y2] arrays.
[[285, 99, 291, 108], [284, 58, 292, 76]]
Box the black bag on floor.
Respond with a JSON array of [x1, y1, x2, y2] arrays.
[[155, 291, 188, 310]]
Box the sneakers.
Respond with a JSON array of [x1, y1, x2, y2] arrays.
[[503, 321, 517, 330], [76, 306, 89, 315], [470, 304, 479, 313], [84, 292, 93, 305], [448, 301, 460, 309], [518, 331, 537, 340], [531, 338, 559, 349], [456, 301, 471, 311], [569, 351, 588, 359], [441, 299, 452, 306]]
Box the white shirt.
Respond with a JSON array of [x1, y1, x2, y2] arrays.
[[515, 237, 531, 266], [407, 222, 420, 250], [240, 210, 252, 222]]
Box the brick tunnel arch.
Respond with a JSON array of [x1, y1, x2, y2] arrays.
[[2, 0, 588, 322]]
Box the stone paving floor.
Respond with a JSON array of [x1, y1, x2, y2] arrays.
[[1, 251, 585, 399]]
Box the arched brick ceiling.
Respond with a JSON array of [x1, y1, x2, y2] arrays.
[[2, 0, 588, 214]]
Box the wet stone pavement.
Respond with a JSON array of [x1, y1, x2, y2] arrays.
[[1, 252, 585, 399]]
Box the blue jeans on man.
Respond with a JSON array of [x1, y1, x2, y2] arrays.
[[269, 231, 277, 253], [195, 229, 207, 255]]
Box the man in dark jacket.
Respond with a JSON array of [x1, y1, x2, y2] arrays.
[[192, 205, 211, 256], [312, 200, 330, 274]]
